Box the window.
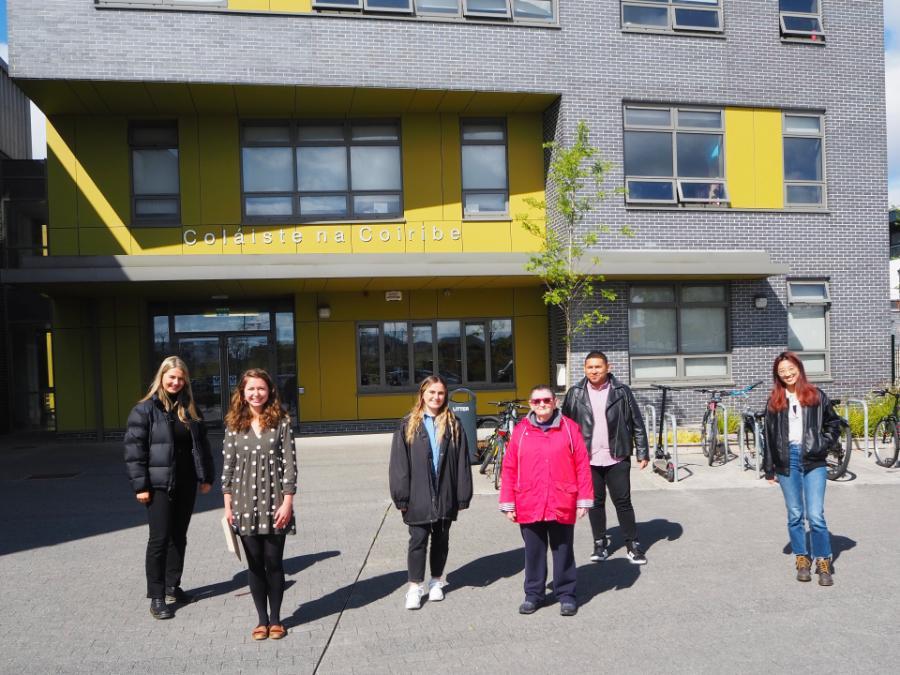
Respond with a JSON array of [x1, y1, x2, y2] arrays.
[[621, 0, 723, 33], [783, 113, 825, 208], [364, 0, 413, 12], [314, 0, 556, 21], [241, 120, 403, 222], [624, 105, 728, 206], [130, 121, 180, 225], [460, 120, 509, 217], [415, 0, 462, 15], [787, 280, 830, 376], [628, 284, 730, 381], [779, 0, 825, 41], [464, 0, 510, 18], [357, 318, 515, 390]]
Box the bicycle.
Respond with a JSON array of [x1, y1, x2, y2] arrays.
[[478, 399, 527, 489], [825, 398, 852, 480], [696, 381, 762, 467], [871, 389, 900, 468]]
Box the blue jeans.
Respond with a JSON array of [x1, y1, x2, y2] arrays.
[[777, 442, 832, 560]]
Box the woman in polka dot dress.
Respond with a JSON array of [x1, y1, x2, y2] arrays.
[[222, 368, 297, 641]]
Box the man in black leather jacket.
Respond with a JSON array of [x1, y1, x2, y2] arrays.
[[562, 351, 650, 564]]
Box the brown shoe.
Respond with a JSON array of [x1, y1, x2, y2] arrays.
[[268, 624, 286, 640], [816, 558, 834, 586], [795, 555, 812, 582], [251, 625, 269, 641]]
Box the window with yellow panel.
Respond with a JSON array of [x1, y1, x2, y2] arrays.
[[461, 119, 510, 218], [129, 121, 182, 226]]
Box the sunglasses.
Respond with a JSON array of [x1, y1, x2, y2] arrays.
[[530, 397, 554, 405]]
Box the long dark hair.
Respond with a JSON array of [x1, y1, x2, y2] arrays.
[[224, 368, 286, 432], [767, 351, 820, 413]]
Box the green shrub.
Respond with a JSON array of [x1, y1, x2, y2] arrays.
[[844, 394, 894, 439]]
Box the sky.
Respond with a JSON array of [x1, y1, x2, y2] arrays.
[[0, 0, 898, 202]]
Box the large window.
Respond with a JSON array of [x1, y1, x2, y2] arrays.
[[779, 0, 825, 42], [461, 120, 509, 217], [241, 120, 403, 222], [624, 105, 728, 206], [621, 0, 723, 33], [130, 121, 180, 226], [787, 280, 830, 376], [628, 284, 730, 382], [783, 113, 825, 208], [314, 0, 556, 21], [357, 318, 515, 390]]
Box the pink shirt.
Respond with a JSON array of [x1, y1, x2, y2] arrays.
[[587, 379, 622, 467]]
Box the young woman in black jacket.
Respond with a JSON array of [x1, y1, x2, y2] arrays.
[[124, 356, 214, 619], [389, 375, 473, 610], [763, 351, 842, 586]]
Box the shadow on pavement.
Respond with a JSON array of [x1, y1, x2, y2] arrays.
[[605, 517, 685, 555], [447, 547, 525, 591], [285, 569, 408, 628], [781, 533, 857, 563], [577, 559, 642, 606]]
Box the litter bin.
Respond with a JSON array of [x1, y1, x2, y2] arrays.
[[448, 388, 478, 464]]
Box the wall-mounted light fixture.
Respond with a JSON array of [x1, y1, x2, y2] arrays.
[[317, 304, 331, 319], [753, 295, 768, 309]]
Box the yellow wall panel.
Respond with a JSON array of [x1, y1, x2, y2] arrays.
[[513, 314, 550, 397], [440, 114, 462, 221], [46, 118, 78, 230], [511, 219, 544, 252], [410, 290, 437, 319], [131, 228, 184, 255], [461, 221, 511, 252], [350, 224, 407, 253], [725, 107, 757, 208], [115, 296, 141, 326], [323, 291, 410, 321], [74, 117, 130, 229], [49, 228, 78, 255], [53, 329, 90, 431], [438, 288, 513, 317], [359, 394, 416, 420], [179, 116, 202, 226], [507, 113, 545, 221], [754, 109, 784, 209], [402, 114, 444, 222], [183, 225, 223, 253], [514, 287, 546, 315], [297, 321, 322, 421], [295, 293, 317, 322], [229, 0, 270, 9], [271, 0, 312, 11], [241, 225, 299, 253], [317, 322, 358, 420], [423, 222, 463, 252], [198, 117, 241, 225], [79, 227, 130, 255], [116, 327, 143, 427], [100, 326, 120, 427], [300, 225, 352, 254], [475, 390, 517, 416]]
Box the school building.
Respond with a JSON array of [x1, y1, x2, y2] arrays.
[[1, 0, 889, 435]]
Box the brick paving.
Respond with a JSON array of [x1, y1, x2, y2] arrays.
[[1, 433, 899, 674]]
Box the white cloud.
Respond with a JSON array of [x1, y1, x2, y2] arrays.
[[887, 49, 900, 207], [887, 0, 900, 38]]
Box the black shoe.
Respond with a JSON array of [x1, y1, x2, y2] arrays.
[[149, 598, 174, 620], [518, 598, 541, 615], [590, 537, 609, 563], [559, 602, 578, 617], [165, 587, 194, 604], [626, 542, 647, 565]]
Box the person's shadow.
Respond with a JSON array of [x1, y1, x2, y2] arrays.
[[446, 547, 525, 592], [781, 533, 856, 564], [605, 517, 685, 556], [186, 550, 340, 604]]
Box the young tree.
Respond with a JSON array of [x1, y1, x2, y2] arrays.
[[518, 120, 630, 389]]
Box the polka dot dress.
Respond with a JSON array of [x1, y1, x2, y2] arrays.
[[222, 419, 297, 536]]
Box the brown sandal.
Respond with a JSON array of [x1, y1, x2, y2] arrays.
[[268, 624, 286, 640], [251, 625, 269, 641]]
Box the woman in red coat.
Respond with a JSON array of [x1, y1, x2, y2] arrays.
[[499, 384, 593, 616]]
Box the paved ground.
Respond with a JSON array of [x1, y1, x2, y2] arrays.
[[1, 431, 899, 674]]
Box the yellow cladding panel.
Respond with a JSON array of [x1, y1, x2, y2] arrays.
[[199, 117, 242, 224], [402, 114, 444, 222], [410, 290, 438, 319], [145, 83, 196, 115], [323, 291, 410, 322], [438, 288, 513, 316], [74, 117, 130, 230], [423, 222, 463, 252], [49, 228, 78, 255], [100, 326, 120, 427], [295, 293, 318, 322], [53, 328, 91, 431], [513, 314, 550, 399], [79, 227, 130, 255], [476, 390, 517, 416], [296, 320, 322, 421], [461, 221, 511, 252], [514, 287, 547, 315], [229, 1, 270, 9], [295, 87, 355, 116], [299, 225, 352, 254], [318, 322, 359, 420], [508, 113, 546, 224], [241, 225, 301, 253], [511, 219, 544, 252], [47, 118, 78, 229], [725, 107, 757, 208], [441, 114, 462, 220], [235, 86, 296, 117], [351, 224, 407, 253], [271, 1, 312, 11], [754, 109, 784, 209], [180, 117, 202, 226], [116, 326, 143, 427], [358, 394, 417, 420], [131, 228, 184, 255]]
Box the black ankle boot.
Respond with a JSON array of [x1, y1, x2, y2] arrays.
[[165, 586, 194, 604], [150, 598, 174, 620]]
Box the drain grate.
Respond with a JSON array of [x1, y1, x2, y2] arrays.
[[26, 472, 80, 480]]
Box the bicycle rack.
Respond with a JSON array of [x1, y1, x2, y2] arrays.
[[751, 417, 763, 477], [721, 406, 730, 461], [843, 399, 869, 458], [663, 412, 680, 482], [737, 414, 763, 477], [644, 404, 657, 444]]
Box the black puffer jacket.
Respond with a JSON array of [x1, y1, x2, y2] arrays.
[[562, 374, 650, 462], [123, 395, 215, 493], [763, 388, 842, 479], [389, 415, 473, 526]]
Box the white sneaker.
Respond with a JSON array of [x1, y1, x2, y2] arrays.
[[428, 580, 446, 602], [405, 585, 424, 610]]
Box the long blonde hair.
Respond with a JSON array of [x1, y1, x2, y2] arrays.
[[140, 356, 201, 423], [405, 375, 459, 447]]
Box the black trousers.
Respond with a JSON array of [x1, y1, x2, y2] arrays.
[[520, 521, 576, 604], [144, 474, 197, 599], [588, 459, 638, 545], [407, 519, 451, 583], [240, 534, 287, 625]]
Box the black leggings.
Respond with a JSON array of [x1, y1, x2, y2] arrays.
[[240, 534, 287, 625]]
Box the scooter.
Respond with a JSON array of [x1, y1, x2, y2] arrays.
[[650, 383, 676, 482]]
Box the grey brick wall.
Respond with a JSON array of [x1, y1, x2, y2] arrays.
[[7, 0, 890, 420]]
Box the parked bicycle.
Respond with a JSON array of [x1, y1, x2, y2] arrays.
[[696, 381, 762, 467], [478, 399, 527, 489], [872, 389, 900, 468]]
